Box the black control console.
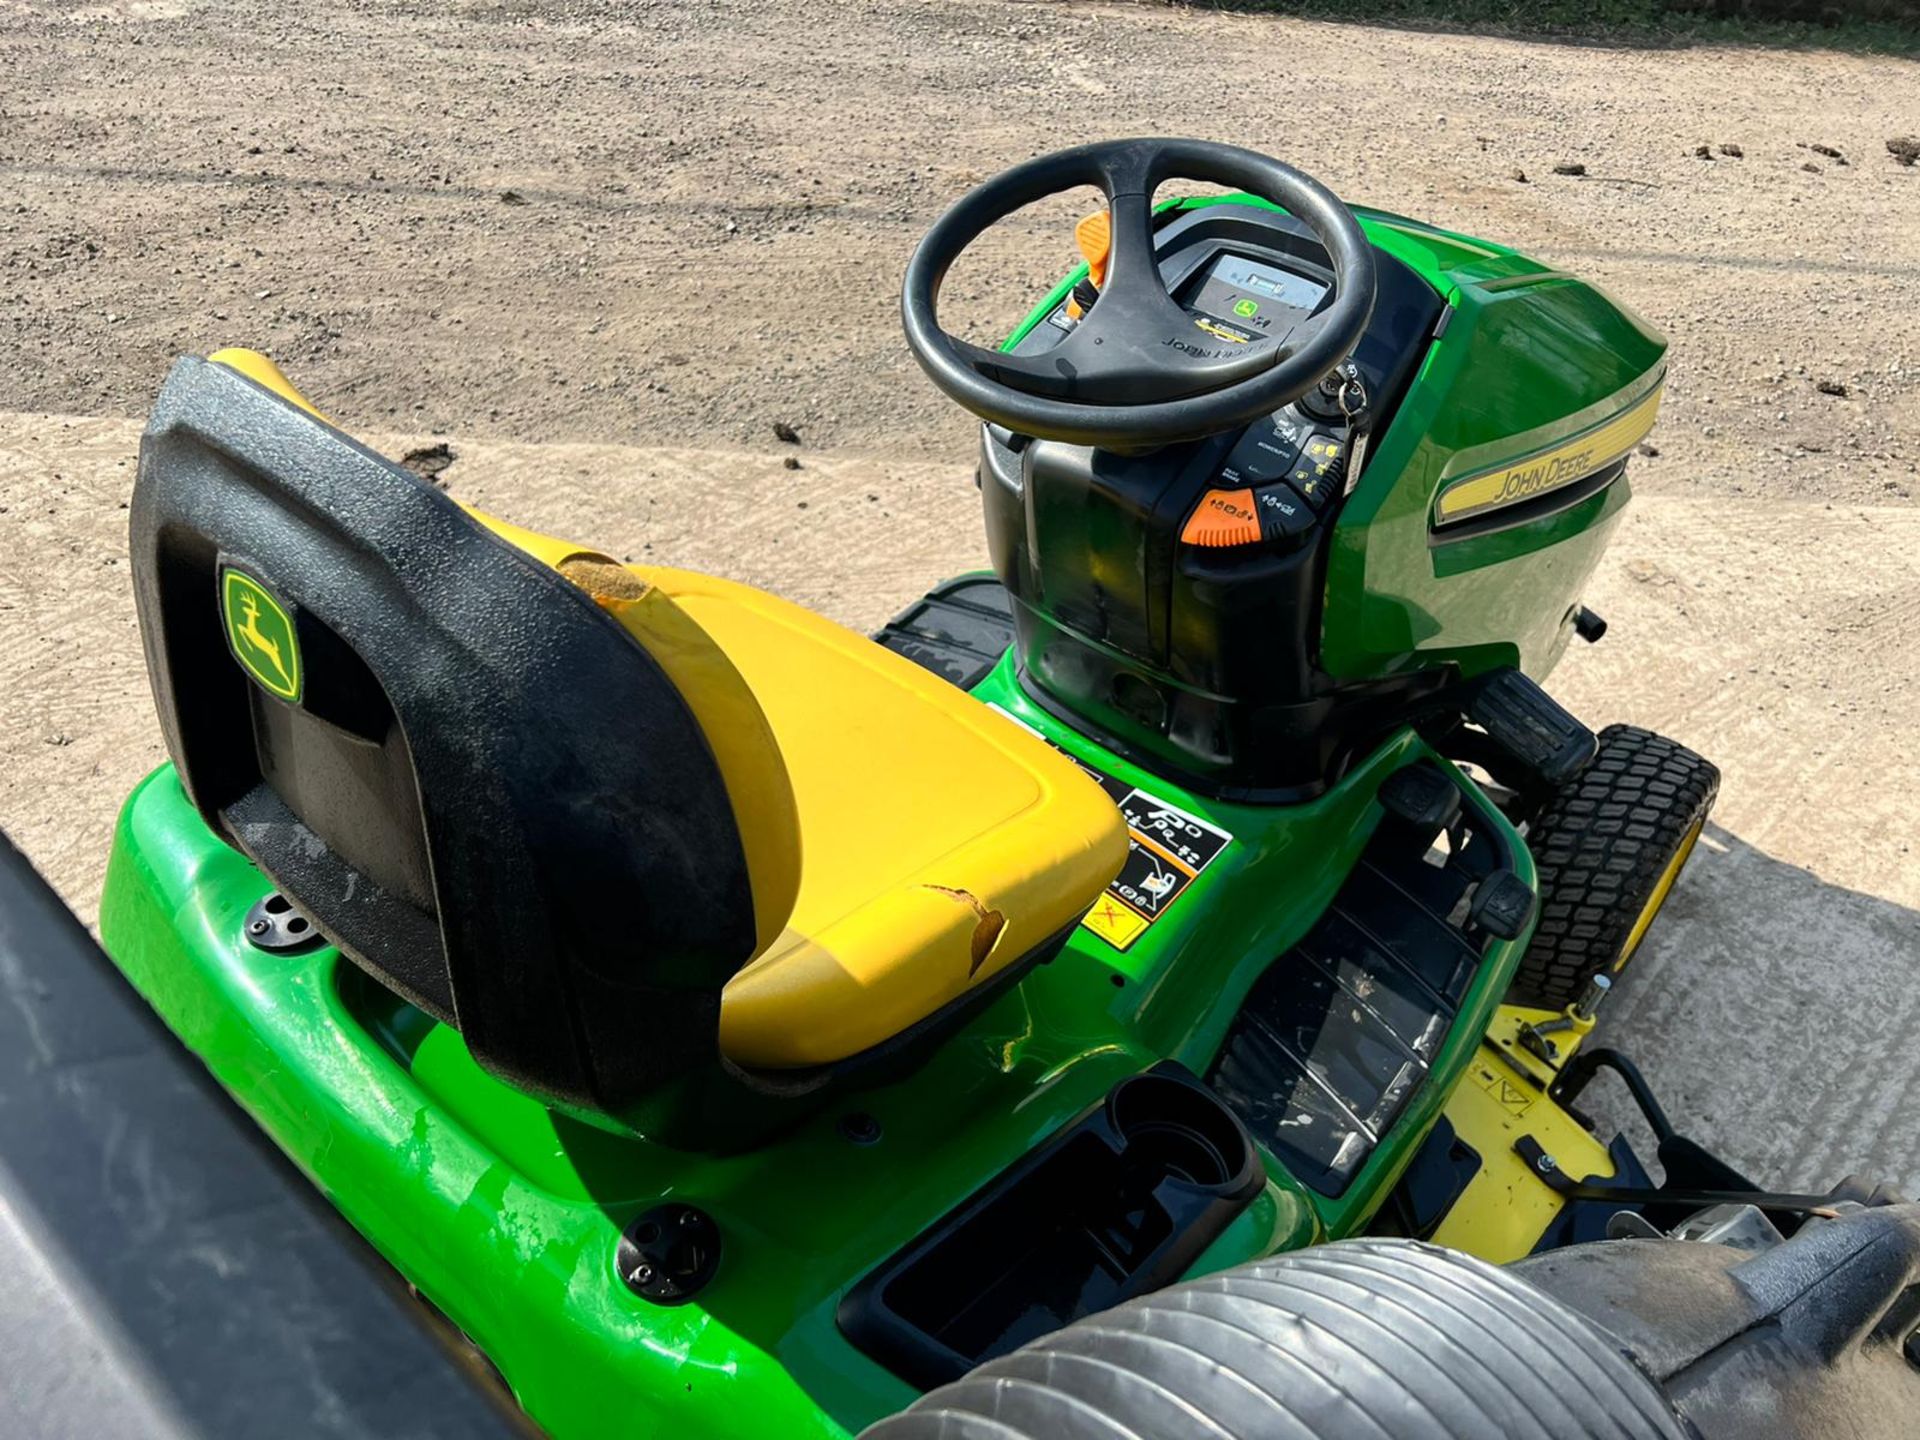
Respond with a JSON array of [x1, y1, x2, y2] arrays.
[[1221, 411, 1348, 494], [1190, 407, 1348, 548], [984, 203, 1445, 797]]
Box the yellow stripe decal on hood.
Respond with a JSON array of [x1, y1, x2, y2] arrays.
[[1434, 384, 1663, 525]]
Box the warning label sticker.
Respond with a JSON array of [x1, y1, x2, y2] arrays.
[[991, 706, 1234, 953], [1471, 1060, 1537, 1117]]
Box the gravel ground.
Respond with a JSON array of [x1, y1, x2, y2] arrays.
[[2, 0, 1917, 501]]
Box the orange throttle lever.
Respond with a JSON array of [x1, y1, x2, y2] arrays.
[[1075, 210, 1112, 287], [1066, 210, 1112, 319]]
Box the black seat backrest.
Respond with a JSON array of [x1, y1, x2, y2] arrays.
[[131, 357, 759, 1126]]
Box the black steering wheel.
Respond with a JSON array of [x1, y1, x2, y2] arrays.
[[902, 138, 1378, 449]]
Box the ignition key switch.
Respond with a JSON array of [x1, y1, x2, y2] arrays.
[[1298, 360, 1368, 425]]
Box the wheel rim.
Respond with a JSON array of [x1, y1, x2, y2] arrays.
[[1617, 816, 1705, 968]]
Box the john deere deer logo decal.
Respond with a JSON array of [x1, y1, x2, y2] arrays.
[[221, 570, 301, 701]]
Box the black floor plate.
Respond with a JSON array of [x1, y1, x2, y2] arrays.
[[1208, 767, 1519, 1197]]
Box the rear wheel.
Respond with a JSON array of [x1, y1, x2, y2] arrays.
[[860, 1237, 1692, 1440], [1510, 724, 1719, 1009]]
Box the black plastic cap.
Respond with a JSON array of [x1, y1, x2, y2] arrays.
[[1470, 869, 1538, 940], [1378, 763, 1463, 840], [616, 1204, 722, 1305]]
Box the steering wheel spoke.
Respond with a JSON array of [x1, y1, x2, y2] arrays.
[[949, 334, 1071, 388], [1090, 142, 1155, 201], [1095, 185, 1164, 296], [951, 302, 1163, 406]]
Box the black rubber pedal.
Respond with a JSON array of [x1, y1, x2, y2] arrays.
[[1377, 764, 1461, 841], [1466, 669, 1597, 786], [1469, 869, 1537, 940], [873, 576, 1014, 691]]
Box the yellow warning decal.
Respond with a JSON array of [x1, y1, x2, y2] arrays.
[[1434, 383, 1663, 526], [1192, 317, 1252, 345], [1082, 897, 1149, 950], [1471, 1058, 1537, 1117], [989, 704, 1233, 953], [1078, 789, 1232, 952]]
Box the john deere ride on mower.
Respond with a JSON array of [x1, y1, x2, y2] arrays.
[[81, 140, 1920, 1436]]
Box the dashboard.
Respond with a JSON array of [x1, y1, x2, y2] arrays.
[[1007, 204, 1443, 557], [1181, 253, 1329, 346], [978, 203, 1447, 792]]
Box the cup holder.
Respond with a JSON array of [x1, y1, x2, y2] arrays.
[[1108, 1070, 1253, 1191], [839, 1061, 1265, 1391]]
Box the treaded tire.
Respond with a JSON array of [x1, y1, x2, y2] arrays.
[[858, 1237, 1690, 1439], [1511, 723, 1719, 1009]]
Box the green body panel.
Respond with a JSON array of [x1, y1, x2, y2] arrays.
[[100, 664, 1529, 1437], [89, 191, 1639, 1437], [1324, 211, 1664, 682], [1006, 195, 1668, 684]]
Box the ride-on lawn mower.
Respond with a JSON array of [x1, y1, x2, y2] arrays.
[[69, 139, 1917, 1437]]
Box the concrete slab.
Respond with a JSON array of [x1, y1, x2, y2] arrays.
[[3, 411, 1913, 1193]]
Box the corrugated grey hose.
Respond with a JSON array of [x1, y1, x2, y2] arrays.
[[859, 1238, 1689, 1440]]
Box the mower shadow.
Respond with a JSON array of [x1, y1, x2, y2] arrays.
[[1582, 822, 1920, 1197], [1180, 0, 1920, 58]]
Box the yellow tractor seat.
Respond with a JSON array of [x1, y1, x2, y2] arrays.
[[485, 514, 1130, 1070], [208, 349, 1129, 1075]]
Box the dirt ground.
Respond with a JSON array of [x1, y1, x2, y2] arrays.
[[5, 0, 1917, 496], [3, 0, 1919, 1191]]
